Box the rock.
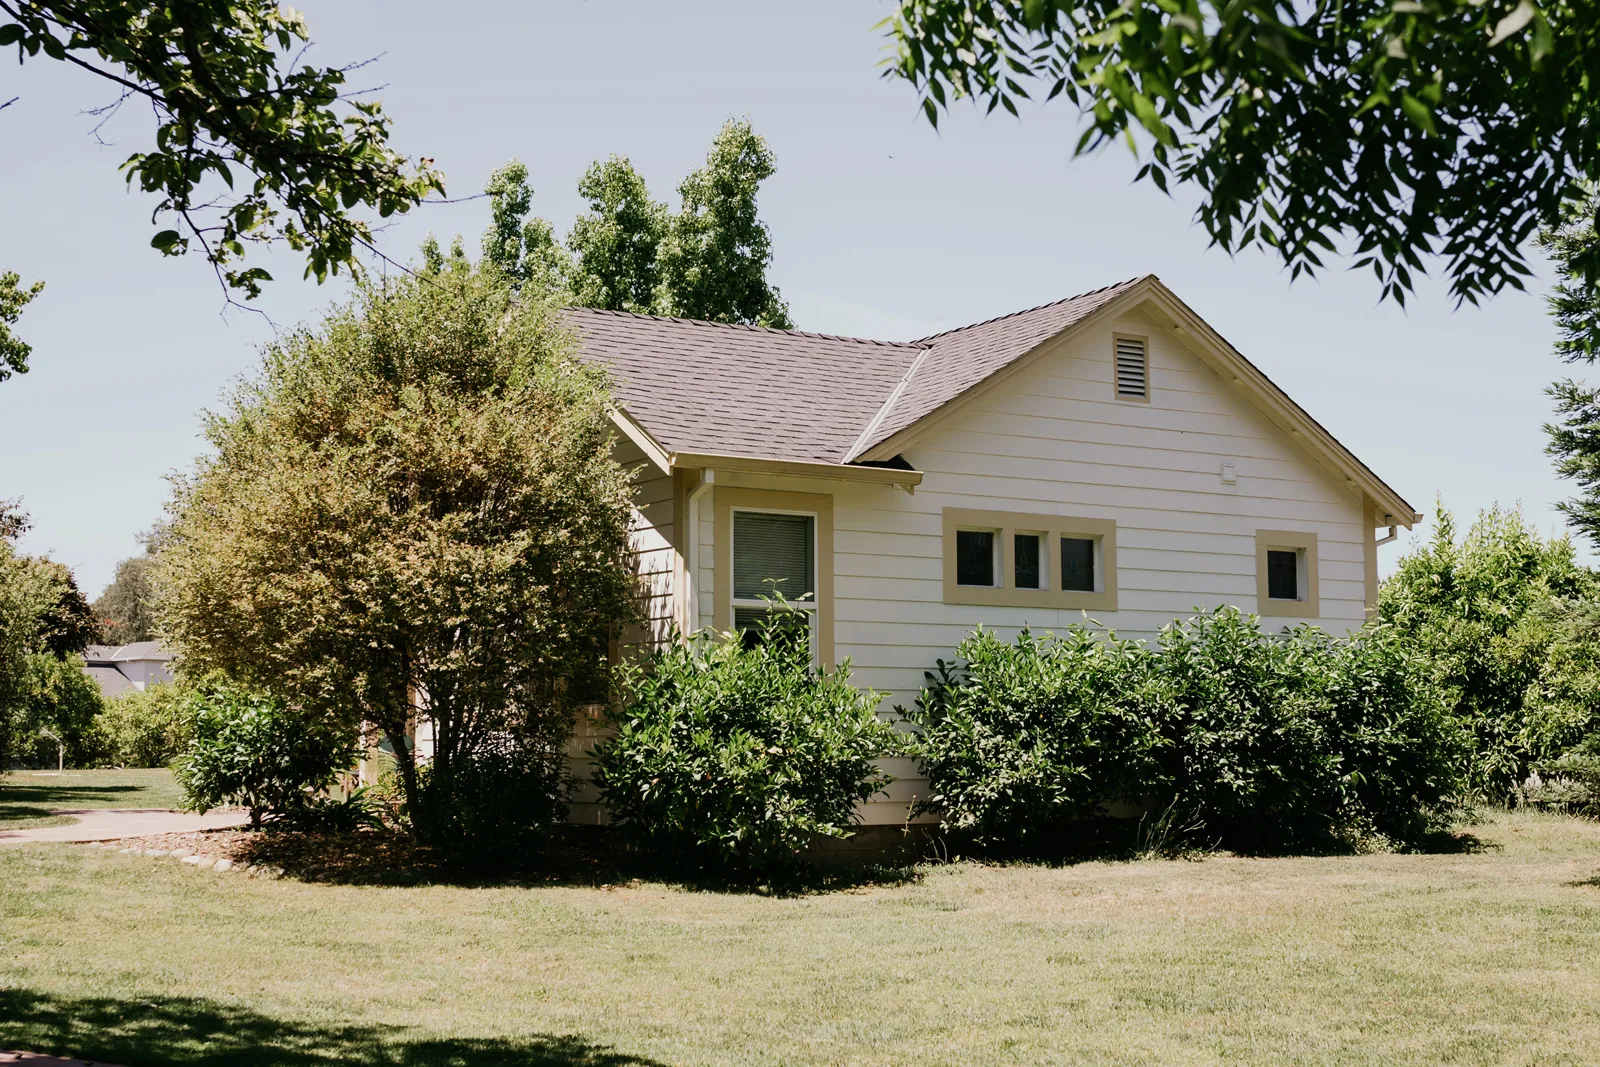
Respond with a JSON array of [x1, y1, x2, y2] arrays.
[[181, 855, 213, 869], [213, 859, 234, 872], [144, 849, 170, 858], [118, 847, 136, 854], [170, 847, 194, 859]]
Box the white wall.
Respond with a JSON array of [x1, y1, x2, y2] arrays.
[[681, 306, 1379, 824]]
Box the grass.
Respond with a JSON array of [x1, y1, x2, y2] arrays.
[[0, 768, 184, 829], [1, 810, 1598, 1066]]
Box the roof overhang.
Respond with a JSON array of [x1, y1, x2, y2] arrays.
[[854, 277, 1419, 527], [608, 408, 924, 489]]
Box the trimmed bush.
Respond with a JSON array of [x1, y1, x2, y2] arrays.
[[911, 627, 1168, 848], [594, 622, 901, 870], [174, 682, 359, 827], [910, 608, 1463, 854], [89, 682, 193, 767]]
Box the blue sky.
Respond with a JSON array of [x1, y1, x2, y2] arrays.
[[0, 1, 1581, 598]]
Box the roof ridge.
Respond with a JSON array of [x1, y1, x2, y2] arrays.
[[912, 275, 1150, 345], [563, 305, 927, 349]]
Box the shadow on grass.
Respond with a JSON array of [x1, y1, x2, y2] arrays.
[[223, 826, 921, 898], [0, 780, 155, 829], [0, 986, 669, 1067]]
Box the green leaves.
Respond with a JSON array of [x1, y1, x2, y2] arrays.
[[0, 270, 45, 381], [5, 2, 444, 305], [883, 0, 1600, 306]]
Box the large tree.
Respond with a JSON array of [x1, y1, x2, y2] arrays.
[[0, 1, 443, 377], [1544, 188, 1600, 544], [483, 118, 791, 327], [93, 552, 158, 645], [880, 0, 1599, 307], [155, 256, 637, 856]]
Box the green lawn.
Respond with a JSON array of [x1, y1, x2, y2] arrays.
[[0, 768, 184, 829], [1, 810, 1598, 1067]]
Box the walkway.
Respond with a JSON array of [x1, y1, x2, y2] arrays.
[[0, 808, 249, 845]]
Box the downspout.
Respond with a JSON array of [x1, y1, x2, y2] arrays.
[[1375, 513, 1399, 546], [684, 470, 715, 633]]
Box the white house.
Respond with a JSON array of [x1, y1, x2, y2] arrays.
[[82, 642, 175, 697], [566, 274, 1420, 826]]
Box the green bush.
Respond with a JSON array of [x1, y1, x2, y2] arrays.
[[911, 609, 1463, 854], [11, 652, 104, 767], [594, 622, 901, 870], [409, 731, 571, 870], [910, 627, 1168, 848], [174, 682, 359, 827], [89, 682, 194, 767]]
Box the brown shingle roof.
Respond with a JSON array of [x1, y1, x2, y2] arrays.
[[567, 308, 923, 465]]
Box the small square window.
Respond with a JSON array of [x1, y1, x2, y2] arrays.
[[1267, 550, 1300, 601], [1061, 537, 1095, 592], [1014, 533, 1042, 589], [956, 529, 997, 587]]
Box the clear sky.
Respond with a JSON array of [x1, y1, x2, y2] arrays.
[[0, 1, 1583, 598]]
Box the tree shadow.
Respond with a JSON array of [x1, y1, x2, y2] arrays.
[[222, 826, 920, 897], [0, 987, 669, 1067]]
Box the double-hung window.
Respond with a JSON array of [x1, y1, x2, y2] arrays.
[[731, 509, 817, 655]]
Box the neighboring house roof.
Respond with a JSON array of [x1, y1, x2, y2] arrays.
[[569, 275, 1420, 523], [83, 663, 136, 697], [83, 642, 172, 665]]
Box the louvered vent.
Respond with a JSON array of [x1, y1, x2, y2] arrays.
[[1115, 337, 1148, 398]]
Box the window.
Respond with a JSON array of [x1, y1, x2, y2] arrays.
[[1060, 537, 1096, 592], [1266, 550, 1300, 601], [1014, 533, 1042, 589], [1255, 530, 1320, 617], [942, 508, 1117, 610], [732, 510, 816, 652], [956, 529, 998, 587], [715, 488, 834, 667], [1114, 335, 1149, 400]]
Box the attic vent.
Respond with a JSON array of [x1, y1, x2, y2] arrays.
[[1115, 336, 1148, 399]]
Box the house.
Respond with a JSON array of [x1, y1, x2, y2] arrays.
[[82, 642, 174, 698], [566, 274, 1420, 826]]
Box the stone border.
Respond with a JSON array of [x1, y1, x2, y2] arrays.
[[80, 840, 282, 879]]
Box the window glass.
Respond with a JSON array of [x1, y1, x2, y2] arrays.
[[1014, 533, 1041, 589], [956, 529, 996, 586], [1061, 537, 1095, 592], [734, 605, 810, 651], [1267, 549, 1299, 601], [732, 511, 814, 602]]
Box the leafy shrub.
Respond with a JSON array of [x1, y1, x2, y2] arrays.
[[911, 608, 1464, 855], [910, 627, 1168, 848], [1379, 503, 1600, 799], [1520, 738, 1600, 817], [595, 622, 901, 870], [280, 786, 387, 833], [89, 681, 194, 767], [408, 730, 570, 870], [174, 682, 359, 827], [12, 652, 104, 767]]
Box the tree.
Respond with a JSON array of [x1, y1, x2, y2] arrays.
[[880, 0, 1598, 307], [655, 119, 792, 328], [0, 1, 444, 377], [483, 119, 791, 327], [155, 256, 638, 859], [1544, 188, 1600, 545], [93, 553, 158, 645], [0, 271, 44, 382]]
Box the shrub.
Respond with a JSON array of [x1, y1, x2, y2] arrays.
[[910, 609, 1465, 855], [595, 622, 901, 870], [909, 627, 1168, 848], [174, 682, 359, 827], [89, 682, 194, 767], [409, 731, 570, 870], [12, 652, 104, 767]]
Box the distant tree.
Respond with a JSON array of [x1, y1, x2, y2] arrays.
[[1543, 188, 1600, 545], [29, 558, 100, 657], [567, 156, 669, 314], [0, 271, 44, 382], [482, 118, 790, 327], [881, 0, 1600, 307], [654, 118, 791, 328], [0, 0, 443, 379], [93, 553, 158, 646], [156, 256, 637, 859]]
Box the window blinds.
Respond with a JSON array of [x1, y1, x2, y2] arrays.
[[732, 511, 815, 601]]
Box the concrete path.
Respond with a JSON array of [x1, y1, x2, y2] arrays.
[[0, 1053, 126, 1066], [0, 808, 249, 844]]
